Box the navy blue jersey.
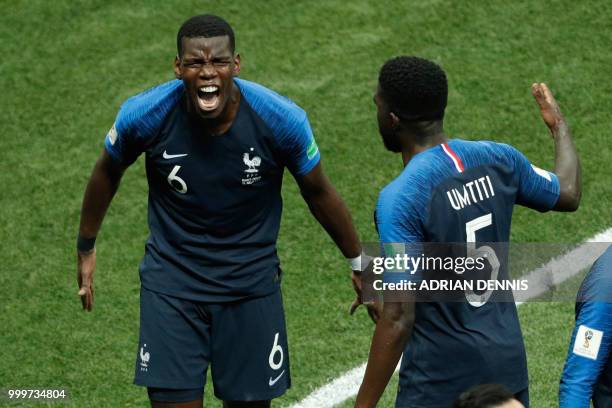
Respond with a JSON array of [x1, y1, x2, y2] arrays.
[[104, 78, 320, 302], [560, 246, 612, 408], [376, 139, 560, 406]]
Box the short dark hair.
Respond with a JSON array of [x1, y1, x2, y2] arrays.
[[378, 56, 448, 121], [176, 14, 235, 56], [454, 384, 517, 408]]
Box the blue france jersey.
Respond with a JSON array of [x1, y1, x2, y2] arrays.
[[560, 246, 612, 408], [376, 139, 560, 407], [104, 78, 320, 302]]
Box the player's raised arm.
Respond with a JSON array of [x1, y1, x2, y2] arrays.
[[76, 149, 127, 311], [532, 82, 581, 211]]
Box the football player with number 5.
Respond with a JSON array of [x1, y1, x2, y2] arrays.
[[355, 57, 581, 408]]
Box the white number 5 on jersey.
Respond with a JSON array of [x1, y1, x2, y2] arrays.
[[464, 213, 500, 307]]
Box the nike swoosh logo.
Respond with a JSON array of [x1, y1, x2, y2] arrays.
[[268, 370, 285, 387], [163, 150, 188, 159]]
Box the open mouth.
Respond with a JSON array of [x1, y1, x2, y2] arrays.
[[196, 85, 220, 112]]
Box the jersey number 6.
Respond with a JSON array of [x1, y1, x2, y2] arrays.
[[167, 165, 188, 194]]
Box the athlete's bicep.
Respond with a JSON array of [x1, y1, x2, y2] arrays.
[[294, 162, 325, 197], [294, 162, 352, 224], [84, 150, 127, 199], [99, 149, 128, 181]]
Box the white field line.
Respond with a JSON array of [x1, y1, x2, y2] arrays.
[[288, 228, 612, 408]]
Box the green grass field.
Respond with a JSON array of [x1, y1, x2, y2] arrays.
[[1, 0, 611, 406]]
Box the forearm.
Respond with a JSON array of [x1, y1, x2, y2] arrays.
[[356, 301, 414, 408], [303, 186, 361, 258], [552, 121, 581, 211], [355, 313, 413, 408], [79, 151, 124, 238]]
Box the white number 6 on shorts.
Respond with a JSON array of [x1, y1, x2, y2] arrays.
[[268, 332, 283, 370]]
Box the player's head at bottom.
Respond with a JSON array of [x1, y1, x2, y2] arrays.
[[453, 384, 526, 408], [374, 56, 448, 152]]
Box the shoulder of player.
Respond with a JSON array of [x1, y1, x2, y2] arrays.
[[472, 139, 522, 161], [378, 144, 470, 215], [235, 78, 308, 129], [377, 174, 421, 217], [378, 150, 445, 205], [451, 139, 528, 171], [447, 138, 509, 157], [376, 179, 425, 241], [580, 247, 612, 300], [116, 79, 184, 136], [400, 148, 449, 188]]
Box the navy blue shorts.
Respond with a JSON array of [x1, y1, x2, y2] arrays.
[[134, 286, 290, 401]]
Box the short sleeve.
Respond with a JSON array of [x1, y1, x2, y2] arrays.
[[376, 198, 423, 244], [104, 108, 141, 166], [376, 182, 425, 283], [278, 114, 320, 176], [503, 144, 561, 211], [104, 80, 184, 166]]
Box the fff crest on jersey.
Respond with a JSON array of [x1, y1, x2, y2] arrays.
[[139, 343, 150, 372], [242, 148, 262, 185]]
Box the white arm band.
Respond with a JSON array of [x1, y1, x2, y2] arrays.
[[348, 251, 371, 272]]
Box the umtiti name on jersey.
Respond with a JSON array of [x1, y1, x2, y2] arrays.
[[446, 175, 496, 211]]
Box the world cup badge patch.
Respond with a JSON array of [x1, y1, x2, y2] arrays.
[[573, 325, 603, 360], [108, 123, 118, 145]]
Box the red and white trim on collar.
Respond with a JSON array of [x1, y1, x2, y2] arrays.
[[441, 143, 464, 173]]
